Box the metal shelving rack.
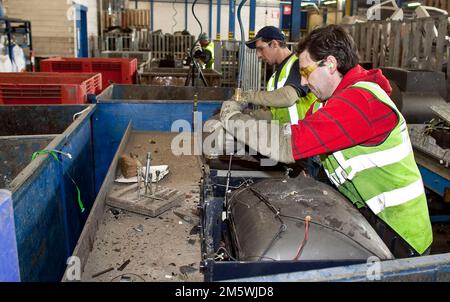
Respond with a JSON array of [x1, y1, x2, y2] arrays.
[[0, 17, 33, 71]]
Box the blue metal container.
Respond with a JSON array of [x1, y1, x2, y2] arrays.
[[0, 189, 20, 282], [1, 105, 96, 281]]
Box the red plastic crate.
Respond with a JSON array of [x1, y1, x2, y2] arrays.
[[0, 73, 103, 104], [40, 57, 138, 91], [0, 72, 103, 95]]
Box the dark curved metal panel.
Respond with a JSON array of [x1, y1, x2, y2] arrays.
[[228, 176, 394, 261]]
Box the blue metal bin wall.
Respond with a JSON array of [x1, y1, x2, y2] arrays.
[[93, 84, 229, 192], [92, 102, 221, 192], [2, 105, 96, 281], [1, 135, 56, 188], [97, 84, 233, 102], [0, 189, 20, 282]]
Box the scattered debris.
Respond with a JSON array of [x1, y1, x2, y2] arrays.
[[111, 273, 145, 282], [169, 263, 176, 267], [191, 208, 200, 217], [150, 140, 156, 144], [173, 209, 200, 225], [323, 190, 328, 196], [180, 265, 198, 275], [178, 221, 183, 225], [280, 191, 298, 199], [189, 225, 200, 235], [134, 224, 144, 232], [188, 239, 196, 245], [92, 267, 114, 278], [118, 154, 141, 178], [117, 259, 131, 271], [164, 274, 173, 279], [110, 208, 120, 219]]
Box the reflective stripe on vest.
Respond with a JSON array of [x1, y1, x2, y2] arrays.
[[318, 81, 420, 210], [315, 81, 432, 254], [267, 55, 300, 124]]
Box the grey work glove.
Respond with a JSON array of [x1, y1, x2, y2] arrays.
[[220, 100, 246, 126], [219, 106, 295, 164], [203, 113, 245, 158], [248, 108, 273, 121], [232, 86, 299, 108]]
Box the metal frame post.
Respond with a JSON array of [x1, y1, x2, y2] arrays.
[[228, 0, 235, 40], [249, 0, 256, 39], [150, 0, 154, 32], [290, 0, 301, 42], [185, 0, 188, 30], [216, 0, 221, 40], [209, 0, 213, 39]]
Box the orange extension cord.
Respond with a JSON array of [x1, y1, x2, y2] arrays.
[[294, 216, 311, 260]]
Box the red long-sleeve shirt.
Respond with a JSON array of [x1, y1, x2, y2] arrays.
[[291, 65, 399, 160]]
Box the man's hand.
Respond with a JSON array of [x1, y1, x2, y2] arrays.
[[219, 105, 295, 164], [220, 100, 245, 125], [231, 88, 252, 105], [231, 86, 300, 107]]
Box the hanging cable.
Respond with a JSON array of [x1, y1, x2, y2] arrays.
[[279, 213, 384, 257], [172, 0, 178, 34], [236, 0, 248, 90], [190, 0, 202, 61], [294, 215, 311, 260]]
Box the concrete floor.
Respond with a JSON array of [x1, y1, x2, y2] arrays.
[[81, 132, 204, 282]]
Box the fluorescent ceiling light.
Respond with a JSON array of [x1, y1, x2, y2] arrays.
[[323, 0, 337, 5]]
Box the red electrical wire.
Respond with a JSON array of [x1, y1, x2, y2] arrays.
[[294, 216, 311, 260]]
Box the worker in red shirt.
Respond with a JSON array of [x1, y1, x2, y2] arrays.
[[219, 25, 432, 258]]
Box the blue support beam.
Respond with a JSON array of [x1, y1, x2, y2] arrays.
[[216, 0, 221, 40], [249, 0, 256, 39], [209, 0, 213, 38], [291, 0, 301, 42], [150, 0, 154, 31], [228, 0, 235, 40], [279, 3, 283, 29]]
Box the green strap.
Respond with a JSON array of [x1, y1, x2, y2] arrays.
[[31, 150, 59, 162], [31, 150, 85, 213]]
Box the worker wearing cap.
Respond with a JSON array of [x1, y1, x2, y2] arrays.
[[220, 25, 432, 257], [236, 26, 317, 125], [194, 32, 215, 69]]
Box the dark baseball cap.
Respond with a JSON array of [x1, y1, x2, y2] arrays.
[[246, 26, 286, 49]]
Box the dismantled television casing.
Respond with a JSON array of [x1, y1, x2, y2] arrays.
[[227, 176, 394, 262]]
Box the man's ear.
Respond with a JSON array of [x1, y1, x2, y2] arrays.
[[327, 55, 338, 72]]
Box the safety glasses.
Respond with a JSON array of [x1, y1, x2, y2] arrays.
[[300, 59, 326, 80]]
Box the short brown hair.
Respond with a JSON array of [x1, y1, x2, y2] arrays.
[[297, 25, 359, 75], [262, 38, 287, 48]]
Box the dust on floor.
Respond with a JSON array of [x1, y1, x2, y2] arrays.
[[81, 132, 204, 282]]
